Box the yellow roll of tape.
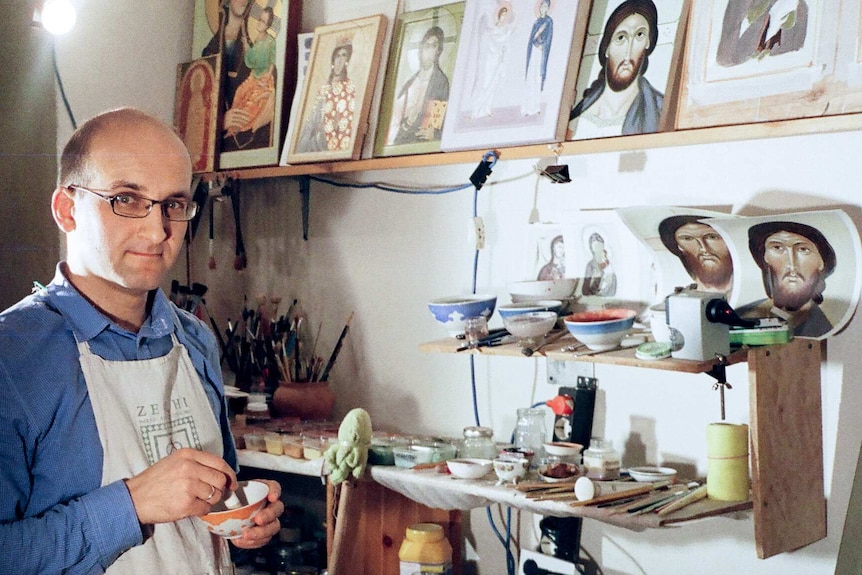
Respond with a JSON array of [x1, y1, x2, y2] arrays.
[[706, 422, 750, 501]]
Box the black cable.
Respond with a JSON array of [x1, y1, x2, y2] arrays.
[[51, 41, 77, 129], [309, 174, 471, 195]]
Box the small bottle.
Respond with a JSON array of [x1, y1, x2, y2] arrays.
[[399, 523, 452, 575], [460, 426, 497, 459], [582, 437, 621, 480]]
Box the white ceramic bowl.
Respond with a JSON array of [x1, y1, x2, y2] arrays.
[[508, 279, 579, 303], [543, 441, 583, 458], [497, 300, 564, 319], [447, 458, 493, 479], [628, 466, 678, 483], [564, 308, 637, 351], [198, 480, 269, 539], [493, 456, 530, 483], [427, 294, 497, 337], [503, 311, 558, 341]]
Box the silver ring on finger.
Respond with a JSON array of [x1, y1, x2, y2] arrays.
[[205, 484, 216, 502]]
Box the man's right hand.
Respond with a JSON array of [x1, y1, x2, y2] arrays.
[[124, 448, 238, 525]]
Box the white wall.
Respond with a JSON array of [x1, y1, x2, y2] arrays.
[[51, 1, 862, 574]]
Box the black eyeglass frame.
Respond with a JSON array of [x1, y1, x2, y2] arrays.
[[66, 185, 199, 222]]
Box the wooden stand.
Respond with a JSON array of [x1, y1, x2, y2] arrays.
[[326, 476, 462, 575], [414, 336, 827, 559], [749, 339, 826, 559]]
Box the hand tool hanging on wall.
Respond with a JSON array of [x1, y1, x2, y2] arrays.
[[208, 196, 216, 270], [227, 178, 247, 270]]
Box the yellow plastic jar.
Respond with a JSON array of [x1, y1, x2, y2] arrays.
[[398, 523, 453, 575]]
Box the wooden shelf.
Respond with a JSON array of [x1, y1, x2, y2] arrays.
[[236, 449, 325, 477], [369, 465, 752, 532], [226, 113, 862, 180], [420, 330, 748, 374]]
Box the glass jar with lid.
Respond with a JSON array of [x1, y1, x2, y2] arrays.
[[582, 437, 621, 480], [513, 408, 547, 463], [460, 426, 497, 459]]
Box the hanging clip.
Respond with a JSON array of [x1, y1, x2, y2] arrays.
[[535, 144, 571, 184], [708, 354, 732, 421], [469, 150, 499, 190]]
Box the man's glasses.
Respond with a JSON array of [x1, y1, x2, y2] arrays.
[[67, 185, 198, 222]]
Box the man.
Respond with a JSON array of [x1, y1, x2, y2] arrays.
[[659, 215, 733, 294], [716, 0, 809, 67], [739, 220, 836, 337], [567, 0, 662, 138], [390, 26, 450, 145], [0, 108, 283, 574]]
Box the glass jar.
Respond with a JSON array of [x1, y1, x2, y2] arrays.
[[460, 426, 497, 459], [399, 523, 452, 575], [582, 437, 621, 480], [245, 394, 270, 425], [513, 408, 547, 463]]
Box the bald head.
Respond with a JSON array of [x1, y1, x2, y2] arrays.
[[59, 108, 190, 189]]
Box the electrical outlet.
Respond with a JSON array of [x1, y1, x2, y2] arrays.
[[472, 216, 486, 249]]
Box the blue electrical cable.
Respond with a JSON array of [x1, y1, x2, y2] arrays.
[[454, 152, 515, 575]]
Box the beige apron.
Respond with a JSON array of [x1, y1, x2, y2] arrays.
[[78, 334, 234, 575]]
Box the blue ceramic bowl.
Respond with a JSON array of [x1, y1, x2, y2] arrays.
[[564, 308, 636, 351], [427, 294, 497, 337], [497, 299, 563, 320]]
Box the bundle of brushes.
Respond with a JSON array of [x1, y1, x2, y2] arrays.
[[223, 295, 353, 394]]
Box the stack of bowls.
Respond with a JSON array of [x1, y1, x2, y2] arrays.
[[497, 299, 563, 320], [507, 279, 579, 304]]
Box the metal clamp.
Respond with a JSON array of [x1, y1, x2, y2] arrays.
[[707, 354, 732, 421]]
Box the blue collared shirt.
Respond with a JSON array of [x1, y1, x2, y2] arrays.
[[0, 265, 237, 575]]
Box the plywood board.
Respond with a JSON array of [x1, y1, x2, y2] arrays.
[[748, 338, 826, 559]]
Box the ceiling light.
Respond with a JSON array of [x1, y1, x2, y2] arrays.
[[38, 0, 77, 35]]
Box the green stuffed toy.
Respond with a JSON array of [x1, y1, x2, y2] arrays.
[[324, 407, 372, 485]]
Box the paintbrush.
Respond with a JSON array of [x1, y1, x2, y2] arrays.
[[656, 484, 708, 516], [570, 480, 669, 507], [318, 312, 354, 382]]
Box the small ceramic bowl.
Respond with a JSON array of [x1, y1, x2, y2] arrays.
[[198, 480, 269, 539], [564, 308, 637, 351], [543, 441, 583, 458], [503, 311, 558, 345], [499, 446, 535, 467], [427, 294, 497, 337], [508, 279, 579, 303], [493, 456, 530, 484], [627, 466, 678, 483], [446, 458, 493, 479], [537, 461, 580, 483], [497, 300, 564, 320]]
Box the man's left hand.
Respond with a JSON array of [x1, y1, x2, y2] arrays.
[[230, 479, 284, 549]]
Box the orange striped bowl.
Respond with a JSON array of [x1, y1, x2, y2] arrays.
[[198, 480, 269, 539]]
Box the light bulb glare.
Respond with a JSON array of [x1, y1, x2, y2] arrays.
[[41, 0, 76, 35]]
